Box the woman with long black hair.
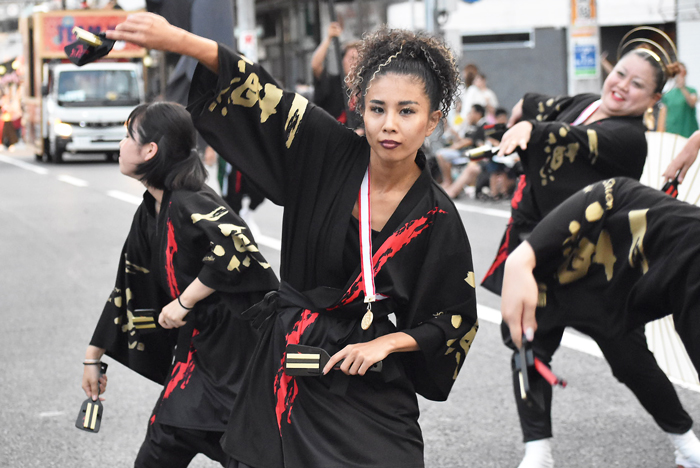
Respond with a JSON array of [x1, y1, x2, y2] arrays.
[[82, 101, 278, 467]]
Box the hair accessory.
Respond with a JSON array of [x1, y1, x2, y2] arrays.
[[366, 44, 404, 93], [617, 26, 677, 67], [420, 46, 440, 79]]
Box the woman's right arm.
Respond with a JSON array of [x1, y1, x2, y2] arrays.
[[662, 130, 700, 183], [82, 345, 107, 401], [106, 13, 219, 73]]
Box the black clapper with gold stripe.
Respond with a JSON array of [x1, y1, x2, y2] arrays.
[[76, 362, 108, 433], [284, 344, 383, 376], [515, 336, 544, 411]]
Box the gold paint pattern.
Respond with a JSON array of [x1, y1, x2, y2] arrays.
[[125, 259, 150, 274], [207, 58, 285, 125], [450, 321, 479, 379], [213, 245, 226, 256], [587, 129, 599, 164], [628, 209, 650, 273], [585, 202, 604, 222], [191, 206, 228, 224], [593, 230, 616, 280], [537, 122, 581, 185], [558, 238, 595, 284], [451, 315, 462, 329], [285, 93, 308, 149], [465, 271, 475, 288], [602, 179, 615, 209]]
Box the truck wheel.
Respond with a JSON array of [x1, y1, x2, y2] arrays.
[[37, 137, 50, 162], [49, 138, 64, 163]]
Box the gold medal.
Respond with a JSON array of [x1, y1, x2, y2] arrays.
[[361, 310, 374, 330]]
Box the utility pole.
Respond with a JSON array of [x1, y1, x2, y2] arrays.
[[425, 0, 435, 33], [237, 0, 258, 61]]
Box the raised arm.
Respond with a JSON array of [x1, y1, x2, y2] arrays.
[[105, 13, 219, 73], [310, 22, 342, 79]]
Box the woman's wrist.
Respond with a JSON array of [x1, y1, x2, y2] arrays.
[[177, 295, 194, 310], [84, 345, 105, 361]]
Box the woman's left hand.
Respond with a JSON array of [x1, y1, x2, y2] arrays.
[[324, 332, 418, 376], [158, 299, 190, 329], [498, 121, 533, 156]]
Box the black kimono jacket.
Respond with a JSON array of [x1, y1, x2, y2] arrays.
[[187, 45, 479, 468], [482, 92, 648, 294], [526, 177, 700, 372], [90, 186, 279, 431]]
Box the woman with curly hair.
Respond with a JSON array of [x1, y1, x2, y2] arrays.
[[107, 14, 478, 468]]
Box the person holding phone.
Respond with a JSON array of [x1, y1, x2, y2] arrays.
[[81, 102, 278, 467]]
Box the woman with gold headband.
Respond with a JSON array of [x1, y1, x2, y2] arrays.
[[481, 43, 700, 467], [106, 13, 478, 468]]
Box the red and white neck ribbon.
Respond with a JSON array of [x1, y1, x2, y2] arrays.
[[358, 167, 376, 304], [572, 99, 601, 126]]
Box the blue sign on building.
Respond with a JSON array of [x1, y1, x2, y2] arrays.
[[574, 44, 597, 77]]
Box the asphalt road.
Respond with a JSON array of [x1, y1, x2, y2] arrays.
[[1, 146, 700, 467]]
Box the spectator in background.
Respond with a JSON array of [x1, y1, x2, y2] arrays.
[[663, 63, 699, 138], [436, 103, 486, 187], [311, 22, 362, 129], [461, 72, 499, 124]]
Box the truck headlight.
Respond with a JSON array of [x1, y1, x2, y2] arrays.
[[54, 120, 73, 137]]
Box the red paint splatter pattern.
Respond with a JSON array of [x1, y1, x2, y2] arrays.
[[274, 310, 318, 433], [165, 214, 181, 299], [163, 329, 200, 399], [337, 206, 447, 307]]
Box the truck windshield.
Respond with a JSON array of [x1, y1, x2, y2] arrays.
[[57, 69, 140, 107]]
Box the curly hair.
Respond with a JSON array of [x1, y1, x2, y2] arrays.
[[346, 27, 460, 116]]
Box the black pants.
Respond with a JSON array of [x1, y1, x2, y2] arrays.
[[502, 322, 693, 442], [134, 421, 229, 468]]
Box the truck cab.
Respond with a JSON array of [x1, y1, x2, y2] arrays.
[[43, 62, 143, 162], [20, 10, 148, 163]]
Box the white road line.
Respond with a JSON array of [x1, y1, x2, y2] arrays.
[[453, 201, 511, 219], [57, 174, 89, 187], [478, 304, 603, 358], [107, 190, 142, 205], [478, 304, 700, 392], [0, 154, 50, 175], [39, 411, 66, 418]]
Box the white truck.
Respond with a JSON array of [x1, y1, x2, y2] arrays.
[[43, 61, 144, 162], [21, 10, 147, 163]]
